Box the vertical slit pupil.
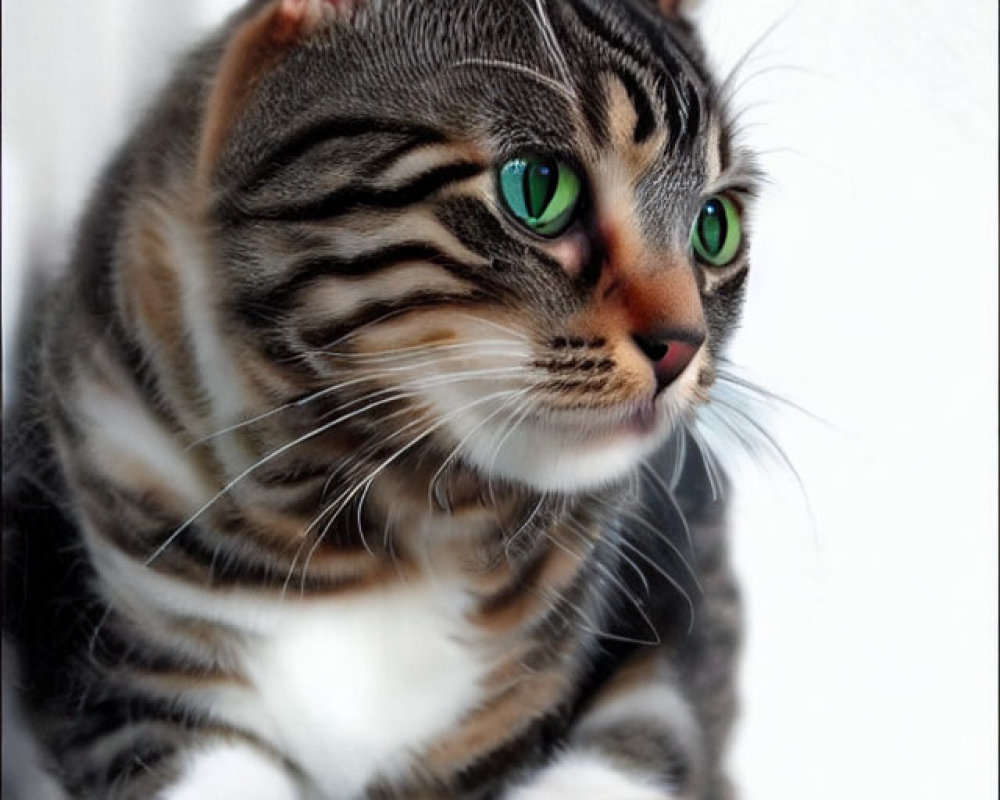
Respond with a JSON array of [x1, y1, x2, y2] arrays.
[[699, 200, 727, 255], [523, 158, 559, 219]]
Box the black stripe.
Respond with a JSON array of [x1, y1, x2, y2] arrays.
[[101, 737, 176, 794], [239, 117, 447, 192], [680, 80, 702, 151], [244, 242, 479, 314], [229, 161, 485, 224], [533, 357, 615, 374], [299, 290, 490, 349], [564, 0, 702, 151], [660, 19, 712, 88], [106, 298, 190, 428], [564, 0, 682, 143], [451, 711, 566, 797], [617, 1, 702, 80], [433, 195, 568, 283], [616, 3, 711, 146], [90, 614, 232, 679], [542, 377, 610, 392], [62, 693, 199, 755], [252, 460, 333, 488], [564, 0, 654, 73], [151, 515, 366, 592], [660, 75, 684, 151], [74, 469, 350, 591]]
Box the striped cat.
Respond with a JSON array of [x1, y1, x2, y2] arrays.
[[3, 0, 756, 797]]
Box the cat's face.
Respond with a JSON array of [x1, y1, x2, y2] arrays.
[[205, 0, 754, 493]]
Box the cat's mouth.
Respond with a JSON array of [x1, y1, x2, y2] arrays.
[[448, 395, 680, 493], [536, 400, 661, 441], [420, 339, 706, 492]]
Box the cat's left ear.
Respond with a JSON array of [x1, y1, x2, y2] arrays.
[[197, 0, 359, 182], [653, 0, 701, 17]]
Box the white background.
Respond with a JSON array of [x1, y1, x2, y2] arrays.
[[3, 1, 997, 798]]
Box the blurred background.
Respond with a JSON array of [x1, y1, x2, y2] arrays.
[[3, 1, 997, 798]]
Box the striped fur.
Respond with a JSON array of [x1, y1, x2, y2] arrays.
[[4, 1, 752, 797]]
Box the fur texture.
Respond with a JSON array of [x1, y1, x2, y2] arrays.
[[4, 1, 753, 797]]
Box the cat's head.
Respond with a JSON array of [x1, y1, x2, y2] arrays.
[[193, 0, 755, 494]]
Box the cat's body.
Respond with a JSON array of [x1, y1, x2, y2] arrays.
[[3, 1, 752, 797]]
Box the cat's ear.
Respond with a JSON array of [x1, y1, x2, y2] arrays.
[[270, 0, 356, 45], [654, 0, 701, 17], [197, 0, 356, 182]]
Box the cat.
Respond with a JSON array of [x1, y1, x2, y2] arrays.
[[2, 0, 757, 797]]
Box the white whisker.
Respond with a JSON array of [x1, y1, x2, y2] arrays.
[[638, 460, 696, 557], [189, 354, 528, 447], [449, 58, 576, 104], [427, 388, 533, 511], [290, 388, 528, 592]]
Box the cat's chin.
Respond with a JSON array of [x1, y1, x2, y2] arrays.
[[458, 404, 677, 494]]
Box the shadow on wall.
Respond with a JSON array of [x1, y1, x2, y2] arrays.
[[1, 0, 242, 393]]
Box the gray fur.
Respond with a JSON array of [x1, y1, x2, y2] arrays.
[[4, 2, 753, 797]]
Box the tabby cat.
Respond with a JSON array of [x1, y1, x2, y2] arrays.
[[3, 0, 756, 797]]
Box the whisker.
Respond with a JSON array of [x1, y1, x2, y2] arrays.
[[317, 339, 525, 364], [615, 502, 703, 593], [717, 3, 801, 107], [427, 388, 533, 511], [571, 513, 651, 600], [682, 421, 724, 502], [668, 428, 687, 492], [638, 460, 695, 557], [616, 533, 696, 635], [554, 521, 661, 647], [592, 491, 703, 596], [716, 362, 835, 429], [503, 493, 547, 562], [484, 394, 541, 507], [705, 396, 818, 541], [190, 355, 528, 447], [450, 313, 536, 344], [290, 388, 527, 591], [448, 58, 576, 104], [527, 0, 575, 92]]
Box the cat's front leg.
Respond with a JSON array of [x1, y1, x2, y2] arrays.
[[504, 651, 702, 800]]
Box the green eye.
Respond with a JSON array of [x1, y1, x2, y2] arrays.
[[498, 156, 582, 237], [691, 195, 742, 266]]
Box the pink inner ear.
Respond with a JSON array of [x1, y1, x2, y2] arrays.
[[273, 0, 357, 44], [658, 0, 683, 15]]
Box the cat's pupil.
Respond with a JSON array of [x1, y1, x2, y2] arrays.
[[498, 156, 581, 237], [698, 199, 727, 256], [524, 159, 559, 219]]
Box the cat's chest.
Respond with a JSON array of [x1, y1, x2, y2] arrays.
[[218, 580, 487, 799]]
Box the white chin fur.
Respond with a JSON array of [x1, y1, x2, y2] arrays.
[[423, 350, 702, 494], [432, 389, 686, 493], [466, 420, 664, 492]]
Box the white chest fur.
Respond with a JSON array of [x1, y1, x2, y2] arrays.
[[215, 580, 487, 799]]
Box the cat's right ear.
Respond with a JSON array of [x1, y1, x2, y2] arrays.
[[196, 0, 356, 183], [270, 0, 358, 44]]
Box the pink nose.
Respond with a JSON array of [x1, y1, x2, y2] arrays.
[[631, 329, 704, 395]]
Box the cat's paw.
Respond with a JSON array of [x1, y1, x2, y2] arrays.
[[505, 751, 679, 800]]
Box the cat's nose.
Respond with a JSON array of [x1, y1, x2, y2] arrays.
[[631, 328, 705, 395]]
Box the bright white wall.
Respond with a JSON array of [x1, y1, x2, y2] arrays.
[[2, 2, 997, 798], [694, 4, 998, 798]]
